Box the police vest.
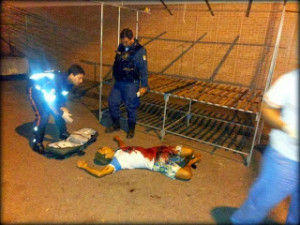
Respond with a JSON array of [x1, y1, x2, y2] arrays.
[[113, 43, 143, 82]]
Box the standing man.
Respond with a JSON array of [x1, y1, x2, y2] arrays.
[[27, 64, 85, 154], [230, 69, 299, 224], [105, 28, 148, 139]]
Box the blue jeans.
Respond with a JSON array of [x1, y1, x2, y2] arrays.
[[231, 145, 299, 225]]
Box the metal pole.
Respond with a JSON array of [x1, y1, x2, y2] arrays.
[[263, 2, 287, 94], [187, 100, 192, 127], [25, 14, 28, 56], [246, 113, 261, 166], [161, 94, 170, 140], [136, 11, 139, 39], [99, 3, 104, 122], [256, 120, 265, 144], [89, 0, 150, 14], [118, 6, 120, 46], [248, 1, 287, 165]]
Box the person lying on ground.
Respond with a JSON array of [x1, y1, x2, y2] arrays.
[[77, 136, 201, 180]]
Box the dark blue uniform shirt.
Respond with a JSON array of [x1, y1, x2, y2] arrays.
[[115, 41, 148, 87]]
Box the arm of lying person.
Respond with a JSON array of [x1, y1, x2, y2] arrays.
[[77, 160, 114, 178], [113, 136, 127, 148]]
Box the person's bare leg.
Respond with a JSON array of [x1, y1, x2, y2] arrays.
[[114, 136, 127, 148], [179, 146, 194, 157], [175, 155, 202, 180], [180, 146, 202, 161]]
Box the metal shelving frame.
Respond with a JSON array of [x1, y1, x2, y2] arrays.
[[97, 1, 287, 166]]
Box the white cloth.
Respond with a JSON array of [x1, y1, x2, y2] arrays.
[[264, 69, 299, 161], [112, 149, 155, 171]]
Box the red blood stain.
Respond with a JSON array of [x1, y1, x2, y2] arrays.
[[120, 146, 177, 161]]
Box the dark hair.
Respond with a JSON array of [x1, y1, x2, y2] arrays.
[[67, 64, 85, 76], [94, 151, 112, 165], [120, 28, 133, 39]]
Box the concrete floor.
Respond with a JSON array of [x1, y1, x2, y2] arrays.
[[1, 76, 289, 224]]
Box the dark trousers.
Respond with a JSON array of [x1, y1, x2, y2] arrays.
[[28, 87, 67, 143], [108, 81, 140, 126]]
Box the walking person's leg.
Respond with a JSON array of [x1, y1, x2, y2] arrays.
[[231, 146, 299, 225]]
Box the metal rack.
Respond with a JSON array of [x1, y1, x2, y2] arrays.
[[98, 0, 287, 166], [99, 77, 260, 166], [141, 75, 263, 166]]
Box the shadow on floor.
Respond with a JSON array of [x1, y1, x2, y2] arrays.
[[15, 122, 59, 147], [100, 110, 130, 132], [211, 206, 282, 225], [15, 122, 97, 160], [211, 206, 237, 225]]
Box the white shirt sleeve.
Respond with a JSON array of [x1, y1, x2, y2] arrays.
[[263, 74, 289, 109]]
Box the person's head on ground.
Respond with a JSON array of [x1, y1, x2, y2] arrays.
[[94, 146, 115, 164], [120, 28, 135, 47], [67, 64, 85, 86]]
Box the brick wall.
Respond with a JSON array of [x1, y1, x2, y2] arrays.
[[5, 2, 299, 88]]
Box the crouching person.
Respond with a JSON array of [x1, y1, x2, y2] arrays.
[[27, 64, 85, 154], [77, 136, 201, 180]]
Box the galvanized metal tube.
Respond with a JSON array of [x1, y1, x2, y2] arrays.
[[246, 113, 261, 166], [256, 120, 265, 144], [164, 115, 187, 130], [99, 3, 103, 122], [247, 2, 287, 165], [263, 3, 287, 94], [187, 100, 192, 127], [136, 11, 139, 39], [161, 94, 170, 140], [25, 14, 28, 56], [118, 6, 120, 46], [89, 1, 150, 14]]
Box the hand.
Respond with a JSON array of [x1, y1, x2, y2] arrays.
[[138, 87, 147, 97], [77, 160, 88, 169], [62, 111, 73, 123], [114, 136, 121, 142], [60, 107, 69, 114], [283, 125, 298, 140]]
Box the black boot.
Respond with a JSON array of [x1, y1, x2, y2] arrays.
[[60, 131, 70, 140], [126, 123, 136, 139], [32, 142, 45, 154], [105, 121, 120, 133]]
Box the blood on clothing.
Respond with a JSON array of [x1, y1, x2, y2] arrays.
[[120, 146, 177, 161]]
